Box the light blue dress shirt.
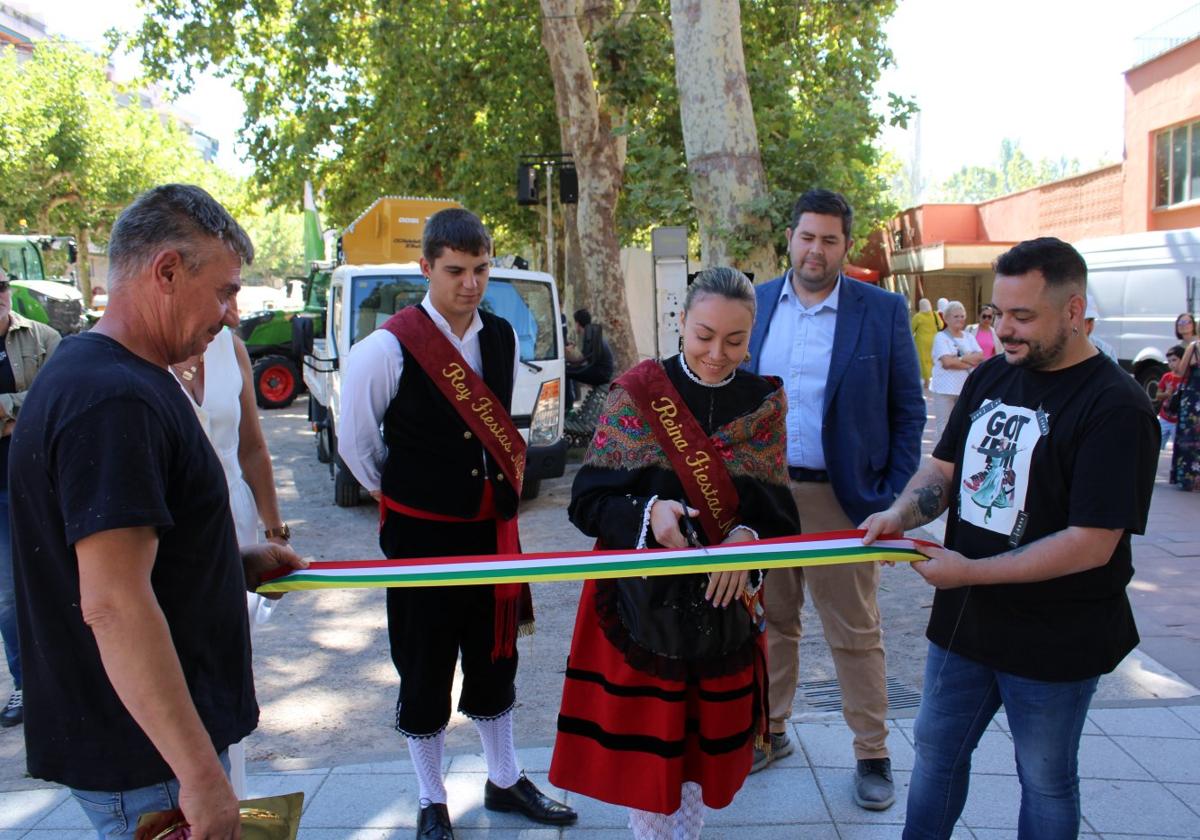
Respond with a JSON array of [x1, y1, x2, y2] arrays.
[[757, 271, 841, 470]]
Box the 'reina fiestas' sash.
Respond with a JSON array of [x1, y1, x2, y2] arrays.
[[381, 306, 527, 494], [617, 360, 740, 544]]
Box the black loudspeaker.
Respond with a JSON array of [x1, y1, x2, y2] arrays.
[[517, 163, 539, 205], [559, 165, 578, 204]]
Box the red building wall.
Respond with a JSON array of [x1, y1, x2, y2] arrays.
[[1124, 37, 1200, 232]]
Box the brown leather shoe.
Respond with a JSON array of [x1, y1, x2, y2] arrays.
[[483, 774, 577, 825], [854, 757, 896, 811]]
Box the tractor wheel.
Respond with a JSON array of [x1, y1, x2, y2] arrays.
[[254, 355, 300, 409]]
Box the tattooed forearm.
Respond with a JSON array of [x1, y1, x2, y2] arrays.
[[916, 483, 945, 520], [901, 479, 949, 529]]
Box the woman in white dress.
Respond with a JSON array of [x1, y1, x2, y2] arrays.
[[929, 300, 985, 441], [170, 325, 289, 797]]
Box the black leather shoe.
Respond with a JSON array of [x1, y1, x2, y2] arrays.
[[484, 773, 577, 825], [416, 801, 454, 840]]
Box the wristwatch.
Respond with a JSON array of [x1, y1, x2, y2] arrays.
[[264, 524, 291, 541]]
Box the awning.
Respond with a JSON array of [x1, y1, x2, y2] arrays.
[[845, 264, 880, 283], [889, 242, 1014, 275]]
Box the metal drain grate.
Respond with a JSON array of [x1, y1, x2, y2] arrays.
[[798, 676, 922, 712]]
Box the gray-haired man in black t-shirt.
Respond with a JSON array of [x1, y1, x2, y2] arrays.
[[10, 185, 306, 839], [862, 237, 1159, 839]]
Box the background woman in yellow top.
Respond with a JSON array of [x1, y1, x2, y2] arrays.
[[910, 298, 942, 389]]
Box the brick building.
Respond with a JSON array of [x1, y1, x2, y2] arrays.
[[883, 6, 1200, 315]]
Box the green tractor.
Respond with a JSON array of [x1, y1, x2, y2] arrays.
[[238, 264, 330, 409], [0, 234, 88, 335]]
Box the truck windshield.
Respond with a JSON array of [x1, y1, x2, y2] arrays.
[[348, 273, 558, 361], [0, 241, 44, 280]]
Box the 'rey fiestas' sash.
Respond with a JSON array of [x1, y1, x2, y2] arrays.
[[617, 360, 740, 544], [379, 305, 530, 660], [380, 306, 527, 495]]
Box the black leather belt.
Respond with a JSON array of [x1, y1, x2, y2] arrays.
[[788, 466, 830, 483]]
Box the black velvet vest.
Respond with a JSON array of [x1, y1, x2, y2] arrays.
[[381, 307, 519, 520]]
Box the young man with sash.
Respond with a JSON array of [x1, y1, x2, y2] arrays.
[[339, 208, 575, 840], [550, 268, 800, 840]]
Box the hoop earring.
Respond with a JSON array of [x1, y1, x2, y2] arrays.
[[744, 350, 752, 365], [1073, 326, 1079, 336]]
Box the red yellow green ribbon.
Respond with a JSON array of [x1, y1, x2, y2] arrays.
[[257, 529, 933, 593]]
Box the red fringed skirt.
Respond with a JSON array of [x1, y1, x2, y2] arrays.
[[548, 578, 766, 814]]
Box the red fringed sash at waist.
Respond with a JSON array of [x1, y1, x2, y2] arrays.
[[380, 481, 529, 659]]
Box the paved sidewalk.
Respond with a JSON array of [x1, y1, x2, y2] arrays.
[[4, 704, 1199, 838]]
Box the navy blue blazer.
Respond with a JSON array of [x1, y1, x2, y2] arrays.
[[747, 273, 925, 525]]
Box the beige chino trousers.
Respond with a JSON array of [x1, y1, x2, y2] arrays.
[[764, 480, 890, 760]]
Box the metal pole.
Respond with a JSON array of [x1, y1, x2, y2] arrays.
[[546, 165, 554, 280]]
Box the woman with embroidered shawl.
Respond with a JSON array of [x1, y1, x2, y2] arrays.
[[549, 268, 800, 840]]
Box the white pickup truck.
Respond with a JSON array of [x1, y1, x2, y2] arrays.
[[301, 262, 568, 505]]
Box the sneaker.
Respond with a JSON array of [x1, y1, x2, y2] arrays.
[[749, 731, 793, 774], [854, 757, 895, 810], [0, 690, 21, 728]]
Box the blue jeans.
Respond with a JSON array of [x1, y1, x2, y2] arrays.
[[71, 751, 231, 840], [0, 488, 19, 690], [1160, 416, 1176, 450], [904, 643, 1097, 840]]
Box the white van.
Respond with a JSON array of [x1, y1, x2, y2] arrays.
[[1077, 228, 1200, 397], [303, 262, 567, 504]]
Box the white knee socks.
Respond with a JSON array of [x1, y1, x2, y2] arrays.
[[629, 808, 673, 839], [629, 783, 705, 840], [673, 782, 705, 840], [473, 711, 521, 788], [407, 731, 447, 804]]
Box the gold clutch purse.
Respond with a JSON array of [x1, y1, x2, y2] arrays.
[[134, 792, 303, 840]]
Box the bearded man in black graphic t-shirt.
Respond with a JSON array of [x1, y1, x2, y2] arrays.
[[861, 237, 1159, 840]]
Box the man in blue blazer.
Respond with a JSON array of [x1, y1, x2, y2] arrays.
[[746, 189, 924, 811]]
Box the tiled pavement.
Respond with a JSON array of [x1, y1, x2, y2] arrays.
[[3, 705, 1199, 838]]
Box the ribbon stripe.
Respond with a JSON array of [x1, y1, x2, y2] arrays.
[[258, 530, 933, 593]]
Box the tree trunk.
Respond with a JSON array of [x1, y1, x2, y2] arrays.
[[550, 42, 589, 322], [76, 226, 93, 307], [670, 0, 778, 283], [540, 0, 638, 372], [560, 202, 584, 320]]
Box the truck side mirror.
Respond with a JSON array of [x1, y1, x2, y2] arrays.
[[292, 316, 315, 358]]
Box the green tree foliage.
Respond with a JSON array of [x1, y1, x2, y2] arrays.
[[936, 139, 1083, 203], [0, 39, 309, 291], [239, 200, 307, 283], [128, 0, 908, 263], [131, 1, 561, 251], [0, 40, 200, 237], [740, 0, 914, 256]]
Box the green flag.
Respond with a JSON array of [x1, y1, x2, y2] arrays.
[[303, 181, 325, 263]]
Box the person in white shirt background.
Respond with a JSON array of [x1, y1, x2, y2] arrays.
[[929, 300, 984, 440]]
